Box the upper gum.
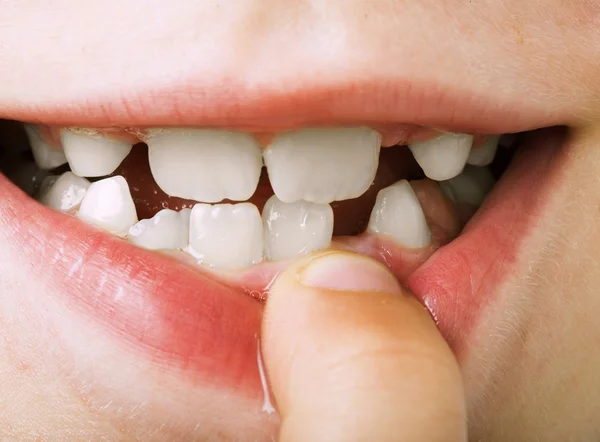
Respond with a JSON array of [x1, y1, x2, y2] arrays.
[[42, 124, 458, 149]]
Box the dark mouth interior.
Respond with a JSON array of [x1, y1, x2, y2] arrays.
[[0, 119, 520, 238]]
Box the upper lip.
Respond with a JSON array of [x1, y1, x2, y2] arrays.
[[3, 77, 559, 135]]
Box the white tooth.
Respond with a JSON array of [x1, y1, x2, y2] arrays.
[[24, 125, 68, 170], [408, 133, 473, 181], [262, 195, 333, 261], [263, 127, 381, 204], [147, 129, 262, 203], [467, 136, 499, 166], [38, 171, 91, 212], [128, 208, 190, 250], [367, 180, 431, 249], [60, 129, 133, 178], [439, 165, 495, 207], [77, 176, 138, 236], [188, 203, 263, 269]]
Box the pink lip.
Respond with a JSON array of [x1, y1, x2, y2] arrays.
[[4, 78, 558, 135], [0, 178, 265, 398]]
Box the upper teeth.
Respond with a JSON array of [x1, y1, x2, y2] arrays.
[[24, 125, 68, 170], [263, 127, 381, 204], [408, 133, 473, 181], [147, 129, 263, 203], [467, 135, 499, 166], [439, 165, 496, 207], [61, 129, 133, 178]]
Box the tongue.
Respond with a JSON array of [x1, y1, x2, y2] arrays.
[[111, 144, 423, 236]]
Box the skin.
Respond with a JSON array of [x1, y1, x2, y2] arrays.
[[263, 250, 466, 441], [0, 0, 600, 440]]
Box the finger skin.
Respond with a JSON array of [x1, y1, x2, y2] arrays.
[[261, 250, 467, 442]]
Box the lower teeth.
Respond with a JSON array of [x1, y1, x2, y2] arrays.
[[128, 208, 191, 251], [262, 196, 334, 261], [76, 176, 138, 237], [187, 203, 264, 269], [367, 180, 431, 249]]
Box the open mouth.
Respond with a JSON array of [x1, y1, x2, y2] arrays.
[[0, 107, 564, 416]]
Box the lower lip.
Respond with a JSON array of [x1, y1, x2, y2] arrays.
[[0, 128, 563, 396], [0, 178, 266, 397]]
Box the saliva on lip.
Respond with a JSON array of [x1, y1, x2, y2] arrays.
[[255, 334, 276, 415], [242, 269, 281, 302]]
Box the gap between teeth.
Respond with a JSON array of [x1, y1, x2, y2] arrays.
[[29, 125, 500, 270]]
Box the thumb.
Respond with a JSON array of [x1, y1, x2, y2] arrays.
[[261, 250, 467, 442]]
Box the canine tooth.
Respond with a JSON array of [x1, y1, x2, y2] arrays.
[[38, 171, 90, 212], [408, 133, 473, 180], [147, 129, 262, 203], [60, 130, 133, 178], [77, 176, 138, 236], [262, 195, 333, 261], [367, 180, 431, 249], [24, 125, 67, 170], [467, 136, 499, 166], [263, 127, 381, 204], [128, 208, 190, 250], [188, 203, 263, 269], [439, 166, 495, 207]]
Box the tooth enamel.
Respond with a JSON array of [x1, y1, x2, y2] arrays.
[[467, 135, 499, 166], [408, 133, 473, 181], [263, 127, 381, 204], [24, 125, 68, 170], [76, 176, 138, 236], [147, 129, 262, 203], [188, 203, 263, 269], [38, 171, 91, 213], [262, 195, 333, 261], [60, 130, 133, 178], [439, 165, 495, 207], [128, 208, 190, 250], [367, 180, 431, 249]]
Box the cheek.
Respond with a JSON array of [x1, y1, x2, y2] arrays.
[[0, 239, 279, 440], [463, 125, 600, 439], [0, 257, 104, 435]]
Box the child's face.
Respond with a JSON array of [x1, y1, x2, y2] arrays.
[[0, 1, 599, 440]]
